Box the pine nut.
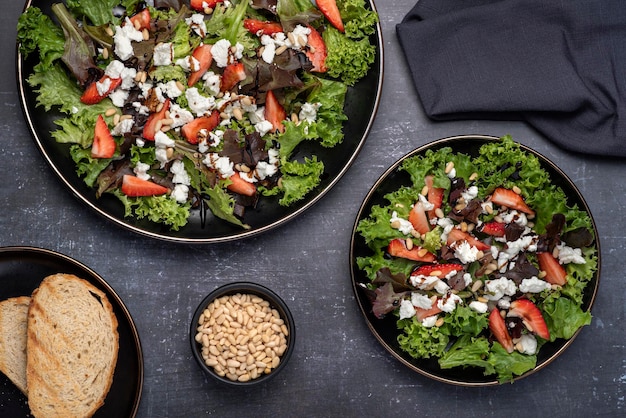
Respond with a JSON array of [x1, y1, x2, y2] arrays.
[[445, 161, 455, 174]]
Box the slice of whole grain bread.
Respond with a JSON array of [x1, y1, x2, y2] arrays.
[[0, 296, 30, 394], [26, 273, 119, 418]]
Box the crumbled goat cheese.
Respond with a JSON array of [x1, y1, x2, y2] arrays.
[[255, 120, 274, 137], [171, 184, 189, 203], [411, 292, 433, 310], [133, 162, 151, 181], [422, 315, 438, 328], [519, 277, 552, 293], [409, 274, 439, 290], [168, 103, 195, 128], [556, 243, 586, 264], [186, 87, 216, 116], [469, 300, 488, 313], [153, 42, 174, 66], [96, 77, 112, 95], [108, 89, 129, 108], [176, 55, 201, 72], [437, 292, 462, 312], [255, 161, 278, 180], [202, 71, 221, 96], [203, 153, 234, 178], [111, 117, 134, 136], [453, 240, 481, 263], [461, 185, 478, 202], [399, 299, 416, 320], [485, 277, 517, 301], [390, 211, 414, 235], [185, 13, 207, 37], [170, 160, 191, 186], [114, 19, 144, 61], [517, 334, 538, 355]]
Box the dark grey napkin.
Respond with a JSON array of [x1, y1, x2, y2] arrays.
[[396, 0, 626, 157]]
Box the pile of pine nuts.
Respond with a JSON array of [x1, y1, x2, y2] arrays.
[[195, 292, 290, 382]]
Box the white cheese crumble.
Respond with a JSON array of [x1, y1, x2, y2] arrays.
[[422, 315, 439, 328], [171, 184, 189, 203], [469, 300, 488, 313], [110, 117, 134, 136], [411, 293, 433, 310], [133, 162, 151, 181], [153, 42, 174, 66], [556, 243, 586, 264], [186, 87, 216, 116], [390, 211, 414, 235], [203, 153, 234, 178], [399, 299, 416, 320], [519, 277, 552, 293], [452, 240, 481, 263], [96, 77, 112, 95], [517, 334, 538, 355], [113, 18, 144, 61], [437, 292, 462, 312], [185, 13, 207, 38], [170, 160, 191, 186], [484, 277, 517, 301], [168, 103, 195, 128]]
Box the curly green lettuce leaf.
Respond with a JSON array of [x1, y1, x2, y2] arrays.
[[397, 317, 449, 359], [66, 0, 141, 26], [339, 0, 379, 39], [306, 75, 348, 147], [112, 190, 190, 231], [541, 295, 592, 341], [17, 7, 65, 71], [443, 305, 489, 337], [323, 26, 375, 86], [276, 156, 324, 206], [439, 335, 494, 374], [487, 342, 537, 383], [70, 145, 113, 187], [204, 0, 256, 52]]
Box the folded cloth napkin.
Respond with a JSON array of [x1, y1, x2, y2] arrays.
[[396, 0, 626, 157]]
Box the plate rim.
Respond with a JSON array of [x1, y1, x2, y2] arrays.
[[349, 134, 601, 386], [16, 0, 385, 244], [0, 245, 144, 416]]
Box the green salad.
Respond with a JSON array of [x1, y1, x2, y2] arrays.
[[356, 136, 597, 383], [17, 0, 378, 231]]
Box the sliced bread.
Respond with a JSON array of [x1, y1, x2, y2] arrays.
[[0, 296, 30, 394], [26, 273, 119, 418]]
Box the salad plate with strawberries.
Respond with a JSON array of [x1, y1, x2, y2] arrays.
[[350, 135, 600, 385], [17, 0, 382, 242]]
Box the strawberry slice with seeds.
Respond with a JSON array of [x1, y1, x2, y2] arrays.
[[143, 99, 170, 141], [508, 298, 550, 340], [80, 75, 122, 105], [264, 90, 286, 134], [489, 308, 514, 353], [243, 19, 283, 36], [537, 252, 567, 286], [411, 263, 464, 279], [188, 44, 213, 87], [220, 62, 246, 92], [121, 174, 169, 197], [387, 239, 436, 262], [316, 0, 345, 32], [190, 0, 223, 11], [305, 25, 327, 73], [480, 221, 506, 237], [129, 8, 151, 31], [226, 172, 256, 197], [408, 201, 430, 235], [447, 228, 491, 251], [490, 187, 535, 216], [91, 115, 116, 159], [181, 111, 220, 144], [425, 175, 444, 220]]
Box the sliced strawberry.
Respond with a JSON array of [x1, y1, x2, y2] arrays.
[[243, 19, 283, 36], [226, 172, 256, 197], [490, 187, 535, 216], [188, 44, 213, 87], [387, 239, 436, 263], [480, 221, 506, 237], [220, 62, 246, 92], [305, 25, 327, 73], [264, 90, 286, 134], [121, 174, 169, 197], [425, 175, 444, 220], [411, 263, 464, 279], [447, 228, 491, 251], [537, 252, 567, 286], [80, 76, 122, 105], [181, 111, 220, 144], [489, 308, 514, 353], [91, 115, 116, 159], [129, 8, 151, 31], [415, 304, 442, 322], [408, 201, 430, 235], [316, 0, 344, 32], [190, 0, 223, 12], [508, 299, 550, 340], [143, 99, 170, 141]]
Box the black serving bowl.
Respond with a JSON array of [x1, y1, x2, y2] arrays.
[[190, 282, 295, 386]]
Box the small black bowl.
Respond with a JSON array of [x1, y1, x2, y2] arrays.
[[190, 282, 295, 386]]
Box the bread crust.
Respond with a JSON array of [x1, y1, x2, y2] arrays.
[[26, 273, 119, 418], [0, 296, 31, 394]]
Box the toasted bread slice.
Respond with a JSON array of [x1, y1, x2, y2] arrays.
[[0, 296, 30, 394], [26, 273, 119, 418]]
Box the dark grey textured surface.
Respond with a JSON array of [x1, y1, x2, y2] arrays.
[[1, 1, 624, 417]]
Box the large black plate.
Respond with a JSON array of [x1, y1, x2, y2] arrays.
[[0, 246, 143, 416], [350, 135, 601, 386], [17, 0, 383, 243]]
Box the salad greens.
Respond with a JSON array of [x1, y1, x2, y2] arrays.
[[17, 0, 378, 231], [356, 136, 597, 383]]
